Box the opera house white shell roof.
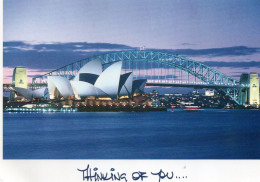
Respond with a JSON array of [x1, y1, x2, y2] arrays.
[[10, 59, 147, 101], [74, 59, 102, 81], [33, 88, 48, 99], [118, 72, 133, 97], [94, 61, 122, 99], [132, 79, 147, 94], [13, 87, 33, 100], [14, 59, 147, 101], [48, 76, 74, 99], [13, 87, 48, 101], [70, 80, 107, 98]]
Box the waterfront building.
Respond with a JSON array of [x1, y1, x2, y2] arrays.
[[249, 72, 259, 106], [13, 87, 48, 101], [48, 76, 74, 99], [13, 60, 147, 101], [10, 66, 28, 100], [11, 66, 48, 101], [49, 60, 147, 100], [12, 66, 28, 89]]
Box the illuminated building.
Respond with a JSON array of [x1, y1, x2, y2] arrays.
[[249, 72, 259, 106], [12, 60, 147, 101], [12, 66, 28, 89], [48, 60, 147, 100]]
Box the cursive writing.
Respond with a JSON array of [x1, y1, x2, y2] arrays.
[[78, 164, 187, 182], [78, 165, 127, 182], [151, 169, 174, 182]]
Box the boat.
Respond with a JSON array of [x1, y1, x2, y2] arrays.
[[184, 106, 204, 111]]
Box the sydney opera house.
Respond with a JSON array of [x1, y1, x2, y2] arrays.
[[12, 60, 150, 109]]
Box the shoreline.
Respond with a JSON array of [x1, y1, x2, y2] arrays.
[[4, 107, 167, 113]]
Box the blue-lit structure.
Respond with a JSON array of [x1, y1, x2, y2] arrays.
[[32, 50, 250, 105]]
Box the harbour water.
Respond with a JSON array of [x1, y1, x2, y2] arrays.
[[3, 109, 260, 159]]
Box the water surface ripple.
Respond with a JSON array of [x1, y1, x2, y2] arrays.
[[3, 109, 260, 159]]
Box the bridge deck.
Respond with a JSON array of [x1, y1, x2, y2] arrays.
[[146, 80, 247, 89], [4, 80, 247, 90]]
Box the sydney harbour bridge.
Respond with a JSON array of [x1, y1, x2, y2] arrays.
[[4, 50, 256, 106]]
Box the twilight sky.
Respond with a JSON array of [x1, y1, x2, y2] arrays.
[[3, 0, 260, 85]]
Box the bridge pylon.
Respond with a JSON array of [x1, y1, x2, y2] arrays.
[[239, 73, 250, 106]]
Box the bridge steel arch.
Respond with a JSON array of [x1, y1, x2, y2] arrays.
[[32, 50, 248, 105]]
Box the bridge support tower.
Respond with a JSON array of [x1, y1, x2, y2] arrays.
[[239, 73, 249, 106]]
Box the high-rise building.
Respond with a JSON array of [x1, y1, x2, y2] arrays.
[[12, 66, 28, 89], [249, 72, 259, 106], [10, 66, 28, 101]]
